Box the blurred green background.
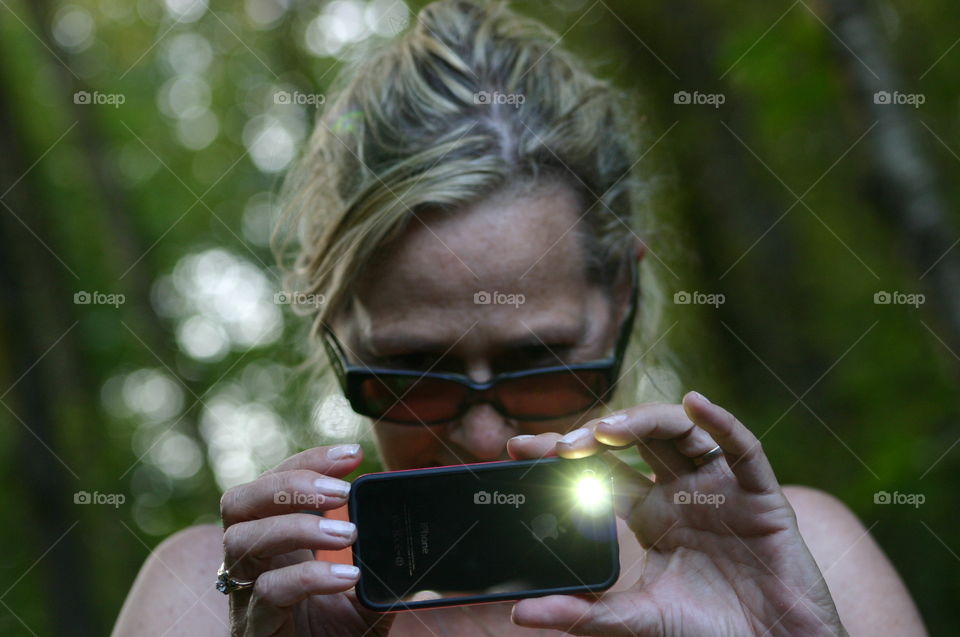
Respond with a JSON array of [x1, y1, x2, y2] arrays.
[[1, 0, 958, 634]]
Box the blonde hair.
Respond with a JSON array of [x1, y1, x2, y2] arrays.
[[276, 0, 680, 410]]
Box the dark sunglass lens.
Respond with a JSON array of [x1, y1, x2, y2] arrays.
[[497, 369, 610, 418], [358, 376, 468, 423]]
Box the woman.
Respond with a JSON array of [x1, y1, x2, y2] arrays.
[[112, 1, 927, 635]]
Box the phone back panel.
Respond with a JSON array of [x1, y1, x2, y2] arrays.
[[349, 456, 619, 611]]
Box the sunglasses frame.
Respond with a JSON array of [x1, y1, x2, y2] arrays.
[[321, 259, 639, 425]]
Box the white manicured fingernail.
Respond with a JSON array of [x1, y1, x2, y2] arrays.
[[319, 518, 356, 538], [690, 391, 711, 404], [599, 412, 628, 425], [331, 563, 360, 579], [315, 477, 350, 499], [327, 443, 360, 460], [558, 428, 592, 445]]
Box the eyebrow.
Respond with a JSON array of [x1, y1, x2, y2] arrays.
[[364, 324, 584, 358]]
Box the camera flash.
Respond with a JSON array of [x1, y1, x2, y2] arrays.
[[573, 471, 609, 513]]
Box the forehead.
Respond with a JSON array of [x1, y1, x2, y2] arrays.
[[345, 181, 598, 350]]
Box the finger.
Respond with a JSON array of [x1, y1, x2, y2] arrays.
[[506, 432, 562, 460], [266, 443, 363, 475], [507, 428, 604, 460], [512, 595, 595, 633], [223, 513, 356, 579], [682, 391, 778, 494], [247, 560, 360, 614], [637, 438, 691, 479], [221, 469, 352, 527], [587, 404, 718, 478], [636, 426, 720, 478], [507, 436, 652, 521], [555, 425, 606, 459], [549, 418, 635, 460], [596, 453, 654, 521], [512, 592, 658, 637]]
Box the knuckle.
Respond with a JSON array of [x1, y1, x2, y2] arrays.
[[221, 485, 257, 525], [251, 573, 277, 606], [742, 439, 764, 461], [295, 562, 320, 593], [264, 471, 296, 506], [220, 487, 241, 524], [265, 470, 285, 497], [219, 488, 235, 517], [221, 524, 245, 562]]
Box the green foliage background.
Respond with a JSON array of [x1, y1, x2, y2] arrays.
[[0, 0, 957, 634]]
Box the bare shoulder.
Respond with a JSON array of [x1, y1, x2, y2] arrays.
[[111, 523, 228, 637], [781, 485, 928, 637]]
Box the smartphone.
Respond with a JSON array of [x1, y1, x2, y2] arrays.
[[347, 455, 619, 612]]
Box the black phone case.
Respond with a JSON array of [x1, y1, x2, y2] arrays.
[[348, 456, 620, 612]]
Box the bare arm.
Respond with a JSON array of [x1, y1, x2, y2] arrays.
[[782, 485, 927, 637], [111, 524, 228, 637]]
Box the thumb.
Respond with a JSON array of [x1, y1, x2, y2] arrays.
[[511, 592, 656, 636], [511, 595, 595, 633]]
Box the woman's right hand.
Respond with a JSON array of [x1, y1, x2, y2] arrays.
[[220, 443, 394, 637]]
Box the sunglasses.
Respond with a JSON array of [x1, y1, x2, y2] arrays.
[[321, 263, 638, 425]]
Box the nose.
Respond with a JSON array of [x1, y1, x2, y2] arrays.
[[447, 402, 516, 462]]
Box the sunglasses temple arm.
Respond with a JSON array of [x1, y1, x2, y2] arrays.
[[320, 324, 349, 388], [612, 258, 640, 378]]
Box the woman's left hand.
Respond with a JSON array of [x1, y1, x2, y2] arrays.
[[506, 391, 848, 637]]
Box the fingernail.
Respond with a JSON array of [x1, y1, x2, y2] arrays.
[[328, 444, 360, 460], [319, 518, 356, 538], [689, 391, 711, 404], [315, 477, 350, 499], [510, 435, 535, 442], [558, 428, 592, 446], [331, 563, 360, 579], [596, 412, 627, 427]]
